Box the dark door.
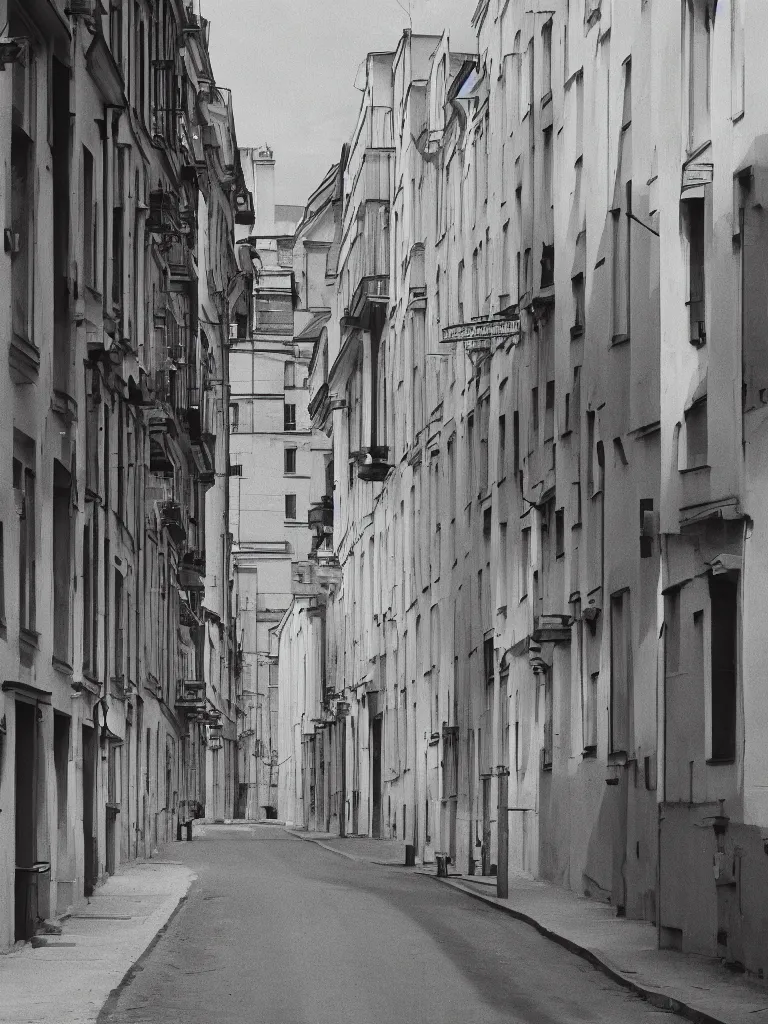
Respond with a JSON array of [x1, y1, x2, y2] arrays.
[[339, 720, 347, 837], [371, 715, 382, 839], [482, 776, 492, 875], [316, 730, 324, 831], [467, 729, 476, 875], [15, 702, 37, 940], [82, 725, 97, 896]]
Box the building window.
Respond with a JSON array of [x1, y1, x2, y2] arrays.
[[285, 494, 297, 520], [572, 273, 585, 336], [471, 248, 479, 318], [731, 0, 745, 118], [610, 589, 632, 754], [499, 522, 508, 604], [14, 445, 36, 634], [466, 414, 475, 504], [0, 523, 5, 627], [284, 403, 296, 431], [543, 672, 553, 769], [519, 527, 530, 600], [555, 508, 565, 558], [544, 381, 555, 441], [685, 396, 708, 468], [229, 402, 240, 433], [284, 447, 297, 474], [709, 574, 738, 763], [83, 146, 99, 291], [513, 411, 520, 476], [640, 498, 655, 559], [542, 19, 553, 100], [116, 402, 125, 522], [11, 127, 34, 346], [53, 461, 72, 662], [103, 403, 111, 513], [113, 570, 124, 691], [479, 396, 490, 494], [611, 186, 631, 344], [284, 361, 296, 389], [584, 672, 598, 753], [684, 196, 706, 346], [685, 0, 712, 150], [83, 515, 99, 675], [530, 387, 539, 448], [497, 413, 506, 482]]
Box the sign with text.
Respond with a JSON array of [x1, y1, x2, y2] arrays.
[[441, 316, 521, 347]]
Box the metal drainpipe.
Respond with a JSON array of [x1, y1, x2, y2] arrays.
[[657, 533, 669, 951]]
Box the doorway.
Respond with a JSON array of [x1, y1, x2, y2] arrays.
[[15, 702, 38, 940], [82, 725, 97, 896], [482, 776, 492, 875], [53, 713, 71, 913], [371, 715, 382, 839]]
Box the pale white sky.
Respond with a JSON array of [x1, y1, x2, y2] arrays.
[[200, 0, 414, 205]]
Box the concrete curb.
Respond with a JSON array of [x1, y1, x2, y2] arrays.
[[284, 828, 408, 867], [95, 873, 195, 1023], [424, 873, 729, 1024]]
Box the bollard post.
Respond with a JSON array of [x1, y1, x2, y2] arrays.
[[497, 766, 510, 899], [186, 820, 193, 841], [176, 820, 182, 842]]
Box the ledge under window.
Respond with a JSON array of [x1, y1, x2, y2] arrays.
[[20, 627, 40, 650], [52, 655, 73, 676], [610, 333, 630, 347]]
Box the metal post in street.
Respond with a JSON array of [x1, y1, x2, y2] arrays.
[[496, 766, 510, 900]]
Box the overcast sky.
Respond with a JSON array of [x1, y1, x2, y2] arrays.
[[200, 0, 415, 206]]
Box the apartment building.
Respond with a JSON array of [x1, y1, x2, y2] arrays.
[[0, 0, 248, 948], [291, 0, 768, 980], [231, 148, 327, 820]]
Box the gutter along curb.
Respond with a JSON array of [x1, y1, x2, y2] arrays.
[[96, 876, 194, 1023], [422, 873, 733, 1024], [284, 828, 408, 867]]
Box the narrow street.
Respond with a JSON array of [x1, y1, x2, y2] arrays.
[[100, 825, 671, 1024]]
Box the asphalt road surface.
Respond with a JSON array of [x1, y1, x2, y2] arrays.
[[100, 824, 675, 1024]]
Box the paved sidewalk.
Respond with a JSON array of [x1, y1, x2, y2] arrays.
[[286, 829, 407, 865], [0, 859, 194, 1024], [428, 873, 768, 1024]]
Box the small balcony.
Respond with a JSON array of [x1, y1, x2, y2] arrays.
[[160, 500, 186, 545], [532, 614, 572, 644], [175, 679, 205, 713], [147, 189, 180, 234], [357, 446, 391, 483], [179, 553, 205, 591]]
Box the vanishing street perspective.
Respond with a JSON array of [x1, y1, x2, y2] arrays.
[[3, 0, 768, 1022]]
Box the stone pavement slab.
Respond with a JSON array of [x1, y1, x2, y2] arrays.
[[429, 872, 768, 1024], [0, 860, 194, 1024]]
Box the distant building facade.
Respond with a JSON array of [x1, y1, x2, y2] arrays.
[[0, 0, 248, 948], [231, 149, 329, 820], [288, 0, 768, 981]]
